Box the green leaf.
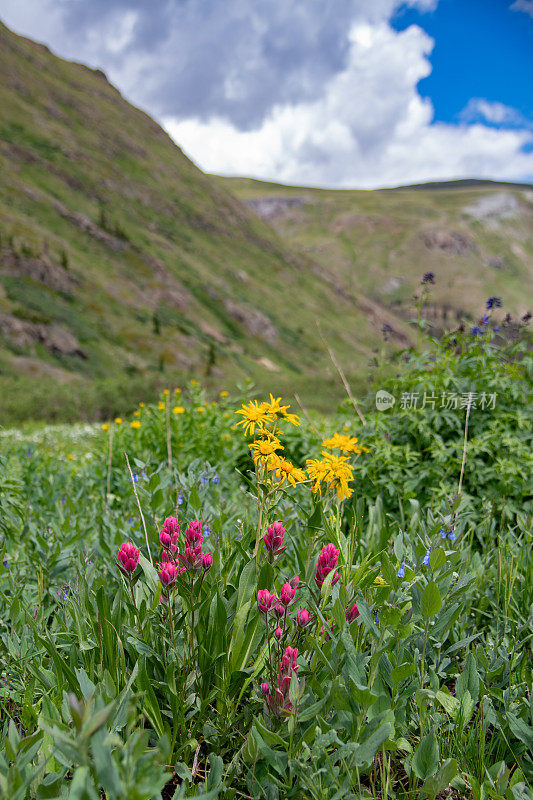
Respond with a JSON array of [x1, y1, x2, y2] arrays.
[[352, 722, 392, 767], [420, 582, 441, 618], [420, 758, 458, 799], [456, 652, 480, 702], [412, 731, 439, 781], [435, 689, 460, 720], [429, 548, 445, 571]]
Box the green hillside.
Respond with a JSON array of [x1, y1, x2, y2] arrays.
[[1, 19, 531, 424], [215, 176, 533, 331], [1, 20, 405, 422]]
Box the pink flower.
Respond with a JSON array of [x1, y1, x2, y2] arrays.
[[315, 543, 341, 589], [202, 553, 213, 572], [280, 582, 296, 607], [296, 608, 311, 628], [289, 576, 299, 590], [274, 626, 282, 641], [158, 562, 179, 588], [178, 545, 204, 571], [265, 646, 299, 717], [263, 522, 287, 559], [117, 542, 140, 577], [258, 589, 277, 614], [159, 516, 180, 552], [273, 603, 285, 619], [260, 682, 270, 696], [185, 520, 204, 550], [346, 602, 360, 623]]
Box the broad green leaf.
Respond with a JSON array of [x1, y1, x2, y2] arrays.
[[352, 722, 392, 767], [429, 548, 445, 571], [420, 582, 441, 618], [412, 731, 439, 781], [420, 758, 458, 799]]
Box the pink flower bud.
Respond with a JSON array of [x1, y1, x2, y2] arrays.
[[258, 589, 276, 614], [280, 582, 296, 607], [263, 521, 287, 558], [273, 603, 285, 619], [290, 575, 299, 590], [260, 682, 270, 696], [202, 553, 213, 572], [346, 601, 360, 623], [274, 626, 282, 641], [315, 543, 341, 589], [117, 542, 140, 578], [158, 562, 179, 588], [185, 520, 203, 550], [296, 608, 311, 628]]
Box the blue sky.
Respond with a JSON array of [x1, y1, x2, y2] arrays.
[[1, 0, 532, 187], [392, 0, 533, 127]]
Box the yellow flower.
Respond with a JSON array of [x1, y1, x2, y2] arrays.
[[130, 420, 141, 429], [211, 400, 217, 406], [249, 436, 283, 464], [114, 417, 122, 424], [174, 387, 181, 394], [139, 402, 145, 408], [67, 454, 74, 460], [191, 379, 198, 386], [158, 402, 165, 410], [101, 423, 109, 431], [306, 452, 354, 501], [163, 389, 169, 396], [322, 432, 368, 455], [133, 410, 140, 418], [267, 455, 307, 487], [220, 390, 229, 397], [374, 575, 387, 586], [235, 400, 273, 436], [197, 406, 205, 413], [262, 394, 300, 426], [173, 406, 185, 414]]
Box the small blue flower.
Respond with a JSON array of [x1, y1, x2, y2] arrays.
[[61, 495, 66, 505], [440, 527, 446, 539], [422, 550, 431, 567], [131, 473, 139, 483], [204, 525, 211, 538], [374, 612, 380, 624], [177, 492, 184, 506], [471, 325, 483, 337], [141, 471, 147, 480], [128, 517, 134, 525], [212, 474, 220, 485], [486, 296, 502, 310], [200, 475, 208, 486], [482, 314, 489, 325], [493, 326, 500, 332], [2, 557, 8, 569], [448, 530, 456, 542], [63, 589, 70, 602], [397, 562, 405, 578]]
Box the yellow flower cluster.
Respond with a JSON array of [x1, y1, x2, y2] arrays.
[[236, 395, 305, 489], [306, 452, 354, 501], [321, 432, 369, 455]]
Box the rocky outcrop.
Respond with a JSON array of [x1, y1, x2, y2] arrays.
[[420, 228, 476, 256], [0, 313, 86, 358]]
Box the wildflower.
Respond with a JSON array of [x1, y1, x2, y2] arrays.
[[322, 432, 368, 455], [258, 589, 277, 614], [448, 529, 456, 542], [131, 473, 139, 483], [440, 527, 446, 539], [374, 612, 380, 625], [315, 543, 341, 589], [173, 405, 185, 414], [486, 296, 502, 310], [158, 402, 165, 410], [249, 436, 283, 464], [159, 517, 180, 552], [273, 603, 285, 619], [274, 626, 282, 641], [212, 474, 219, 484], [191, 379, 198, 386], [290, 575, 299, 590], [2, 557, 8, 569], [280, 582, 297, 607], [262, 394, 300, 426], [382, 323, 393, 341], [200, 475, 208, 486], [307, 452, 354, 501], [346, 602, 360, 623], [101, 423, 109, 431], [185, 520, 203, 550], [139, 402, 145, 407], [471, 325, 483, 337], [202, 553, 213, 572], [267, 456, 307, 487], [67, 454, 74, 460], [422, 272, 435, 284], [163, 389, 169, 396], [260, 682, 270, 696], [174, 388, 181, 394], [177, 492, 184, 506], [63, 589, 70, 602], [158, 562, 180, 588], [197, 406, 205, 413], [296, 608, 311, 628], [117, 542, 140, 578], [374, 575, 387, 586], [204, 525, 211, 537], [422, 550, 431, 567], [397, 562, 405, 579], [130, 420, 141, 429], [235, 400, 273, 436], [263, 521, 287, 558], [220, 390, 229, 398], [114, 417, 122, 424]]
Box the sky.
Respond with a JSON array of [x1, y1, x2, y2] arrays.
[[0, 0, 532, 188]]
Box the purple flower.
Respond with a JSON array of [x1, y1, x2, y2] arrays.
[[422, 550, 431, 567], [486, 296, 502, 310], [397, 562, 405, 578], [177, 492, 184, 506], [448, 530, 456, 542], [212, 475, 220, 485]]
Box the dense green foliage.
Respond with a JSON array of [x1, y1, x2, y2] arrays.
[[0, 319, 531, 799]]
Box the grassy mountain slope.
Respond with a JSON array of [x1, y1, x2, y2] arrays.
[[215, 176, 533, 330], [0, 20, 409, 421]]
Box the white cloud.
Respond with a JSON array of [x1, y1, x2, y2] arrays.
[[164, 22, 533, 188], [461, 98, 526, 126], [511, 0, 533, 19]]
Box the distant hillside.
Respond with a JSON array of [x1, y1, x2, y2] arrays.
[[0, 20, 412, 421], [215, 176, 533, 332]]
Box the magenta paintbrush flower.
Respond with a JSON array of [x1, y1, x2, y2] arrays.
[[258, 588, 277, 614], [117, 542, 139, 578], [202, 553, 213, 572], [280, 581, 297, 607], [346, 601, 360, 623], [263, 521, 287, 559], [158, 561, 180, 588], [296, 608, 311, 628], [315, 543, 341, 588], [159, 516, 180, 552]]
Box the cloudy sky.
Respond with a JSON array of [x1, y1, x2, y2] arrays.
[[1, 0, 532, 188]]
